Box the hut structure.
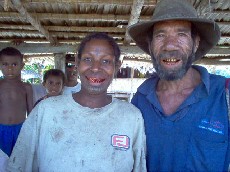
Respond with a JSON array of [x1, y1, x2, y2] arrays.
[[0, 0, 230, 100]]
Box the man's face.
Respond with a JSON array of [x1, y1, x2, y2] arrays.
[[65, 60, 78, 82], [77, 39, 120, 95], [150, 20, 198, 80], [0, 55, 24, 80]]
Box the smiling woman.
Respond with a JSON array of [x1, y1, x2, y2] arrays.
[[7, 33, 147, 172], [76, 38, 120, 102]]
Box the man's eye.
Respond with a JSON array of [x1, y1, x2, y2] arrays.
[[154, 33, 165, 39], [2, 63, 7, 66], [66, 63, 75, 68], [12, 63, 17, 67], [178, 32, 187, 37]]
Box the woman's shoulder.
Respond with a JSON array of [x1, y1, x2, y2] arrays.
[[113, 98, 142, 115]]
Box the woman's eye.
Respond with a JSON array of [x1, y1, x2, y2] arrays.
[[82, 57, 92, 62], [102, 59, 111, 64]]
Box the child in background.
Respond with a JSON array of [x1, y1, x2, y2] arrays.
[[34, 69, 65, 106], [0, 47, 33, 157]]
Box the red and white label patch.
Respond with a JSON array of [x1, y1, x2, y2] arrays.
[[111, 134, 130, 150]]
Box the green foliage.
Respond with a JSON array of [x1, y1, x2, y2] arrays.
[[23, 63, 54, 84]]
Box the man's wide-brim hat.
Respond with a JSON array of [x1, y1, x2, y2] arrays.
[[128, 0, 220, 60]]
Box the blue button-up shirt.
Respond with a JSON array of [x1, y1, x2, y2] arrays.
[[132, 65, 230, 171]]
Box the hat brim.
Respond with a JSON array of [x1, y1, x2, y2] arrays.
[[128, 18, 220, 60]]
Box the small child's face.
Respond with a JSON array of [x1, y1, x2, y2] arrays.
[[0, 55, 24, 80], [43, 75, 64, 97]]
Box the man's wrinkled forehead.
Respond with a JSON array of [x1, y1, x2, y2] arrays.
[[152, 20, 192, 32]]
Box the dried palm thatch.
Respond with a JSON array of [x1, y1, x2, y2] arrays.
[[0, 0, 229, 64]]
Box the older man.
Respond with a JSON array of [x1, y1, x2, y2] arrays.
[[128, 0, 229, 171], [62, 54, 81, 94]]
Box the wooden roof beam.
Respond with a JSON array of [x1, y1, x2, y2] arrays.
[[196, 57, 230, 65], [124, 0, 144, 45], [0, 43, 228, 55], [0, 30, 125, 39], [1, 12, 229, 23], [0, 38, 124, 44], [0, 12, 150, 22], [10, 0, 57, 44], [4, 0, 11, 11], [21, 0, 156, 6], [53, 32, 124, 39], [0, 24, 126, 33], [217, 22, 230, 27]]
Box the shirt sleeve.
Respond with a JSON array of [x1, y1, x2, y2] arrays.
[[131, 92, 139, 107], [132, 112, 147, 172], [7, 106, 41, 172]]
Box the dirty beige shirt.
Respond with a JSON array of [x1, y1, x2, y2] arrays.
[[7, 95, 146, 172], [0, 149, 8, 172]]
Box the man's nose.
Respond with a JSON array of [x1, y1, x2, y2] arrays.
[[69, 65, 77, 71], [163, 35, 179, 51]]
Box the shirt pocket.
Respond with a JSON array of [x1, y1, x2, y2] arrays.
[[185, 133, 228, 172]]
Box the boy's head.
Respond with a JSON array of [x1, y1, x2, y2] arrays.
[[43, 69, 66, 97], [65, 54, 78, 86], [0, 47, 24, 80]]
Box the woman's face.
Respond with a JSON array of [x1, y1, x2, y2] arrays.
[[77, 39, 119, 96]]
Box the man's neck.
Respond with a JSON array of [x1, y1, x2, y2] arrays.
[[156, 67, 201, 115], [157, 67, 201, 93], [66, 81, 78, 87]]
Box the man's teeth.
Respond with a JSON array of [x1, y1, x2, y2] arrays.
[[163, 58, 178, 62]]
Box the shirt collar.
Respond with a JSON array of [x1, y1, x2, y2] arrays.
[[137, 65, 211, 101]]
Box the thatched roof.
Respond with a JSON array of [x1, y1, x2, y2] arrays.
[[0, 0, 229, 64]]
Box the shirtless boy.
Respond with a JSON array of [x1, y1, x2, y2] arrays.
[[0, 47, 33, 157]]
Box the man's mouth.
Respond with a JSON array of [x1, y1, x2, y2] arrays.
[[162, 58, 180, 64]]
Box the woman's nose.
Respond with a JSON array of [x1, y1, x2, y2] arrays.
[[90, 61, 101, 71]]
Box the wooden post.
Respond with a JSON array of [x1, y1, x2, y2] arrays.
[[54, 53, 65, 72]]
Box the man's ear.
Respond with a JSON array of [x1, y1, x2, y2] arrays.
[[115, 60, 122, 74], [74, 55, 80, 67], [194, 35, 200, 53]]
